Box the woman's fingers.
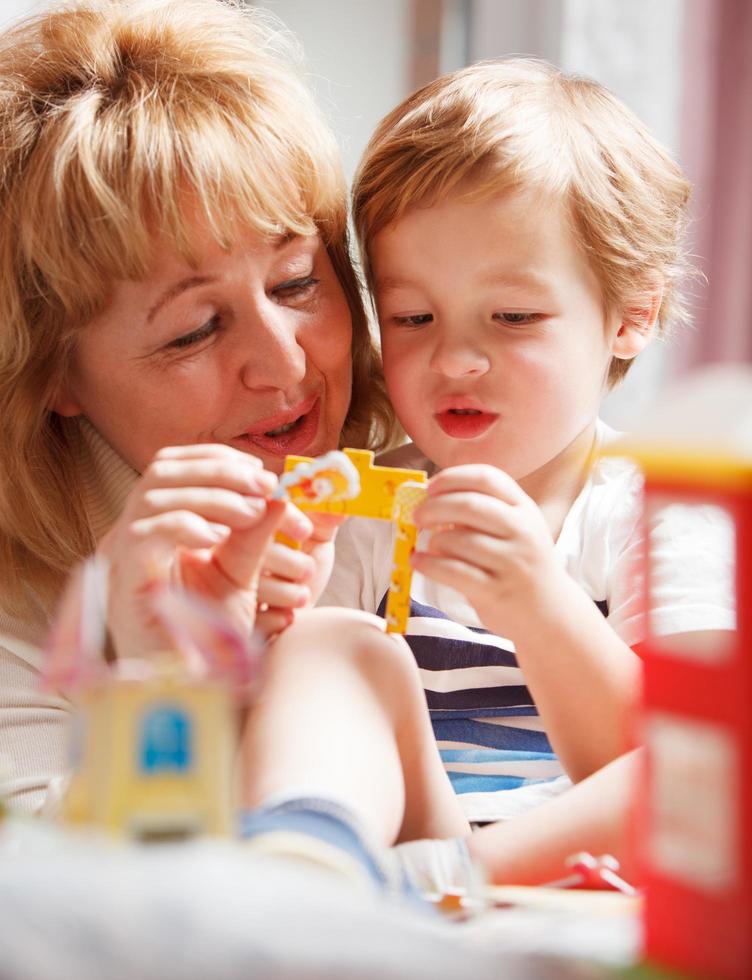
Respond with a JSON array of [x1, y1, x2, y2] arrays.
[[275, 501, 314, 543], [140, 453, 276, 498], [211, 499, 288, 590], [262, 541, 316, 583], [128, 511, 231, 550], [135, 486, 270, 528], [254, 607, 294, 641], [257, 574, 311, 610]]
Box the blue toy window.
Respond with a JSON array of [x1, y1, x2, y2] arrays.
[[139, 704, 193, 773]]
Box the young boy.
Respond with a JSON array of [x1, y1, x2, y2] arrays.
[[320, 58, 734, 831]]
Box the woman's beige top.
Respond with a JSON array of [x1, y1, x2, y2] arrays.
[[0, 421, 137, 813]]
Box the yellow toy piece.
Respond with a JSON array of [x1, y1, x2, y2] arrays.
[[386, 481, 428, 633], [277, 449, 428, 632], [64, 663, 235, 839]]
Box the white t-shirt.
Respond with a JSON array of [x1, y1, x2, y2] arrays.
[[320, 422, 736, 822]]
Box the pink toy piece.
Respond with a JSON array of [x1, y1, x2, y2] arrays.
[[545, 851, 637, 895]]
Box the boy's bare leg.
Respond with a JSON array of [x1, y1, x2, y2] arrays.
[[467, 750, 641, 885], [239, 607, 470, 846]]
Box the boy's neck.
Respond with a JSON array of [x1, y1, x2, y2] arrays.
[[517, 420, 599, 540]]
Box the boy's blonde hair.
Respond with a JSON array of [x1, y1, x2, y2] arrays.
[[0, 0, 393, 616], [353, 58, 692, 386]]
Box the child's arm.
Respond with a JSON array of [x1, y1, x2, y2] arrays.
[[396, 749, 640, 891], [466, 749, 639, 885], [412, 464, 641, 782]]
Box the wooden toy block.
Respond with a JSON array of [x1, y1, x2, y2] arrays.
[[276, 449, 428, 633]]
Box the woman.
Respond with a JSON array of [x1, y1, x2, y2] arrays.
[[0, 0, 458, 837]]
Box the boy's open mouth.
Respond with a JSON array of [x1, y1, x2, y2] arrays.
[[435, 407, 498, 439]]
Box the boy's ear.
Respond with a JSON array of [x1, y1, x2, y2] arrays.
[[612, 286, 663, 360]]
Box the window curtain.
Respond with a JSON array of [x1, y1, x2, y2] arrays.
[[679, 0, 752, 369]]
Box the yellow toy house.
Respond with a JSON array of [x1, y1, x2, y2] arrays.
[[63, 664, 235, 840], [46, 568, 251, 840]]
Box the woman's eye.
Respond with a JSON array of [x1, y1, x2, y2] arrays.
[[393, 313, 433, 326], [167, 314, 222, 350], [272, 275, 319, 300], [494, 311, 539, 325]]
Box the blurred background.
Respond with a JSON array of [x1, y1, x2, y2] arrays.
[[4, 0, 750, 427]]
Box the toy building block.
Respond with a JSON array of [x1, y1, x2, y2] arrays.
[[46, 561, 260, 841], [274, 450, 361, 507], [385, 481, 428, 633], [604, 365, 752, 980], [64, 666, 235, 839], [277, 448, 426, 519], [276, 449, 428, 633]]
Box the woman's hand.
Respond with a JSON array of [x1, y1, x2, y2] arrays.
[[97, 444, 312, 660], [255, 510, 346, 639], [412, 464, 563, 638]]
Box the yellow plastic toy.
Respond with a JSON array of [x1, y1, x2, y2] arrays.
[[63, 662, 235, 840], [46, 563, 257, 840], [276, 449, 428, 632]]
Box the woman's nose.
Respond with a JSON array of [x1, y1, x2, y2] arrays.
[[429, 331, 490, 378], [239, 309, 307, 391]]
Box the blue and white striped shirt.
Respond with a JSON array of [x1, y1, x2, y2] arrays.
[[321, 426, 734, 821]]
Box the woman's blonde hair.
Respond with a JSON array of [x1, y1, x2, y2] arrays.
[[354, 58, 693, 385], [0, 0, 393, 616]]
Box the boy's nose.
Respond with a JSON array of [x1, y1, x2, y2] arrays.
[[429, 336, 490, 378]]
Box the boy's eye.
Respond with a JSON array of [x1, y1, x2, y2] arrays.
[[272, 275, 319, 301], [393, 313, 433, 326], [167, 314, 222, 350], [493, 311, 539, 325]]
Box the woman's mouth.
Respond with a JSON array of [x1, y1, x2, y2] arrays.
[[238, 398, 321, 458], [435, 407, 499, 439]]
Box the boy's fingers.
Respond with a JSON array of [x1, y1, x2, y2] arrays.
[[411, 552, 489, 593], [427, 465, 525, 504], [415, 492, 516, 536], [425, 528, 510, 573]]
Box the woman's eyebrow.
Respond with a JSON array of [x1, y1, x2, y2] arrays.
[[147, 275, 216, 323]]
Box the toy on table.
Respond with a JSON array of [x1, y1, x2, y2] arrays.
[[545, 852, 637, 896], [275, 448, 428, 633], [605, 365, 752, 980], [45, 559, 261, 841]]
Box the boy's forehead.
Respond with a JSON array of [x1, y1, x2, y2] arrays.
[[369, 187, 602, 304], [371, 185, 569, 264]]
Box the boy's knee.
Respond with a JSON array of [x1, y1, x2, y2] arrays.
[[267, 607, 418, 681]]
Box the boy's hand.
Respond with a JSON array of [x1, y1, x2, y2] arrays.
[[412, 464, 563, 637], [255, 508, 345, 639]]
